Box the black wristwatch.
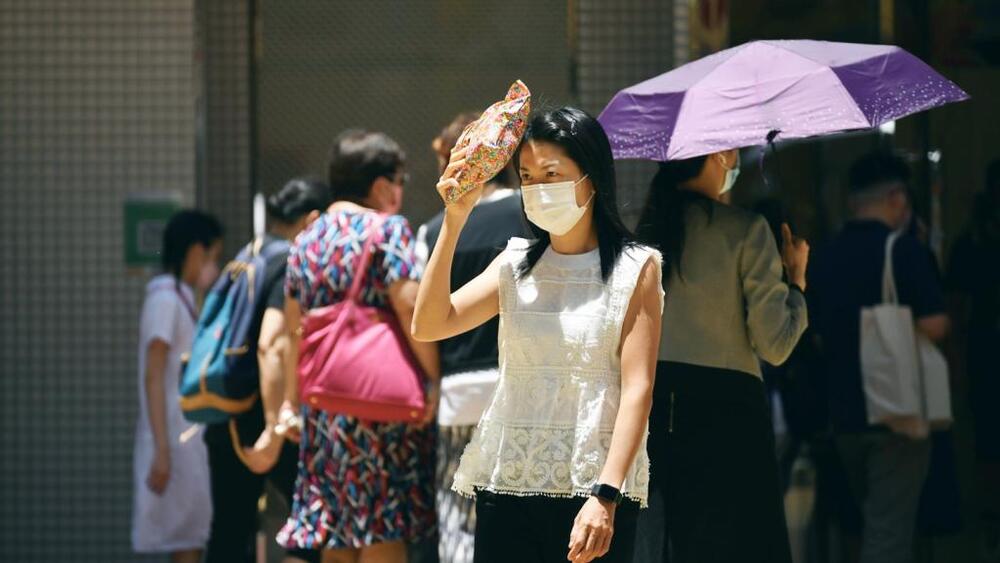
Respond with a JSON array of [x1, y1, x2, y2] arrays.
[[590, 483, 624, 505]]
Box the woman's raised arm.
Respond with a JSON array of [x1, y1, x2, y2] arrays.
[[411, 148, 504, 342]]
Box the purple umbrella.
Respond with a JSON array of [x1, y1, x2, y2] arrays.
[[598, 40, 969, 161]]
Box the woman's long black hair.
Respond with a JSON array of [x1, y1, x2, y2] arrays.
[[512, 107, 634, 281], [635, 156, 712, 284]]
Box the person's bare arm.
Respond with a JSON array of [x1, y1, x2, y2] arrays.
[[241, 307, 289, 473], [601, 258, 663, 491], [389, 279, 441, 425], [258, 308, 288, 427], [568, 257, 663, 562], [411, 147, 501, 342], [275, 296, 303, 442], [411, 235, 503, 343], [144, 339, 171, 495]]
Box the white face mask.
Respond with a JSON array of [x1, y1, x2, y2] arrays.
[[522, 175, 594, 236], [719, 153, 741, 195]]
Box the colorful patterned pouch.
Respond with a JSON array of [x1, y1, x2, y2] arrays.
[[446, 80, 531, 204]]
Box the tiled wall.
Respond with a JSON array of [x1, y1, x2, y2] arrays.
[[0, 1, 198, 560], [575, 0, 684, 227], [255, 0, 572, 227]]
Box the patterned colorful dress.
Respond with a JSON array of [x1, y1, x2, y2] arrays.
[[277, 209, 436, 551]]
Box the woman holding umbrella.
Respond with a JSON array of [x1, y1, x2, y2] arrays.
[[636, 150, 808, 563], [598, 40, 969, 563]]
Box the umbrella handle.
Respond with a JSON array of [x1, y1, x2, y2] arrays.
[[761, 130, 781, 193]]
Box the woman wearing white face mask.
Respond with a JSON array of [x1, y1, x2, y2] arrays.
[[413, 107, 664, 563], [634, 152, 809, 563]]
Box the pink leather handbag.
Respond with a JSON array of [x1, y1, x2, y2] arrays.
[[297, 215, 426, 422]]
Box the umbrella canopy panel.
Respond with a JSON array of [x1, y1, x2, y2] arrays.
[[599, 40, 970, 161]]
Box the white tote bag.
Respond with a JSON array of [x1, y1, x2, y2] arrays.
[[860, 233, 952, 439], [918, 332, 953, 429]]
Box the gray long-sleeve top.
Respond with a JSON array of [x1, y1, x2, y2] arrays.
[[658, 201, 808, 377]]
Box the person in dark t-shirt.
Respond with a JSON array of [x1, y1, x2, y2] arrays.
[[203, 179, 328, 563], [414, 112, 530, 563], [812, 152, 949, 563]]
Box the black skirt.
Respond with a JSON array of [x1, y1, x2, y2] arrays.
[[641, 361, 791, 563], [474, 491, 640, 563]]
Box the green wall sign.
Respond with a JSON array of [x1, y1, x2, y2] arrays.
[[124, 193, 183, 269]]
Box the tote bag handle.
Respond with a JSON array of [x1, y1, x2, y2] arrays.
[[881, 232, 901, 305]]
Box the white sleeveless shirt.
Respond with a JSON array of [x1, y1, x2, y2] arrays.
[[452, 238, 663, 506]]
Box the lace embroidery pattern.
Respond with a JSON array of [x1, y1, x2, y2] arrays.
[[452, 238, 663, 507]]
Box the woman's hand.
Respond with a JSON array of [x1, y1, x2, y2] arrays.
[[781, 223, 809, 291], [275, 400, 302, 444], [436, 147, 483, 219], [567, 496, 616, 562], [146, 448, 170, 495]]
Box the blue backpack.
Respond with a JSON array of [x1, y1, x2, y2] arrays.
[[180, 237, 289, 424]]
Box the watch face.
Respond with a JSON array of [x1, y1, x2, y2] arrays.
[[591, 483, 623, 504]]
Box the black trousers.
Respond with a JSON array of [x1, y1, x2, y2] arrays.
[[474, 491, 639, 563], [645, 361, 791, 563], [204, 404, 318, 563]]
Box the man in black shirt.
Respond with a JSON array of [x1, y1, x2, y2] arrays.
[[812, 152, 949, 563]]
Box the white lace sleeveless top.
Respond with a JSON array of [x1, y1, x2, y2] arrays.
[[452, 237, 663, 506]]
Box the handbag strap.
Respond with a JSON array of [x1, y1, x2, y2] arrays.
[[345, 213, 389, 303], [881, 231, 901, 305]]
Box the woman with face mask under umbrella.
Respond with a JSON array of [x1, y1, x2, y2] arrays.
[[413, 107, 664, 563], [596, 38, 972, 563], [635, 151, 809, 563]]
